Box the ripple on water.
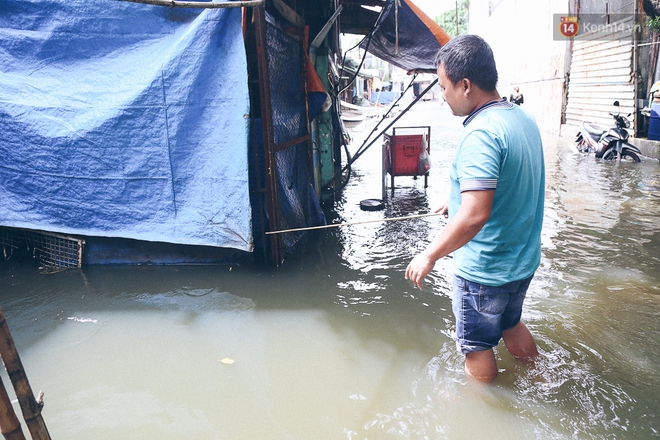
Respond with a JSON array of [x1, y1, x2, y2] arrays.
[[134, 288, 255, 313]]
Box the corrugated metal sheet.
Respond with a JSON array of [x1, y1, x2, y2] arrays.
[[565, 17, 635, 130]]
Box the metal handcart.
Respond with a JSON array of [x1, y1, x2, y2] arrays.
[[382, 126, 431, 197]]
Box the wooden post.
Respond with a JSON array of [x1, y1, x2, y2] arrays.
[[254, 5, 284, 266], [0, 375, 25, 440], [0, 309, 50, 440]]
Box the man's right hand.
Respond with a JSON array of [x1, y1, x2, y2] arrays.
[[405, 253, 436, 290]]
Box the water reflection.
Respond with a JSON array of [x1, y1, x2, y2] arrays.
[[329, 105, 660, 438], [1, 102, 660, 438]]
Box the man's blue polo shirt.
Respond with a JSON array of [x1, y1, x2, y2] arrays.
[[449, 99, 545, 286]]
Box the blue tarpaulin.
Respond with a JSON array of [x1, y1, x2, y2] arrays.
[[371, 91, 401, 104], [0, 0, 253, 252], [361, 0, 451, 72]]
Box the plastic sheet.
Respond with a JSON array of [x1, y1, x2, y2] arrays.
[[362, 0, 451, 72], [0, 0, 253, 251]]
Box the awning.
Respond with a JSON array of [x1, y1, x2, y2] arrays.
[[342, 60, 375, 79], [361, 0, 451, 72]]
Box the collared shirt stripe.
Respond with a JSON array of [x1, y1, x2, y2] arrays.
[[463, 98, 514, 127], [460, 178, 497, 192]]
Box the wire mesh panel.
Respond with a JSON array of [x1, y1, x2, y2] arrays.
[[0, 227, 22, 261], [30, 230, 84, 271], [273, 142, 322, 251], [266, 22, 307, 146], [265, 20, 324, 255], [0, 227, 84, 272]]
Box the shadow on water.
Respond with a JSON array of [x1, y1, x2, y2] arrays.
[[2, 102, 660, 438]]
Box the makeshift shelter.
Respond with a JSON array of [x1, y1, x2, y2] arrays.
[[0, 2, 252, 247], [0, 0, 326, 267], [0, 0, 449, 268]]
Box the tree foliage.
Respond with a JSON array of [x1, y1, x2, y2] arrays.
[[435, 0, 469, 37], [648, 16, 660, 32]]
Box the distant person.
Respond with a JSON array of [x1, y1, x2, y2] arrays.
[[405, 35, 545, 383], [510, 86, 524, 105]]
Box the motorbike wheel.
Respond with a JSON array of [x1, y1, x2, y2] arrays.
[[602, 149, 641, 162], [576, 140, 590, 153]]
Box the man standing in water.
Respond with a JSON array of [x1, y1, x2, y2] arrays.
[[405, 34, 545, 383]]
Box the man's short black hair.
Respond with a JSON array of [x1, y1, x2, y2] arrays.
[[434, 34, 498, 92]]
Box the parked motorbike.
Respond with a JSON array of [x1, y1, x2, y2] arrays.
[[576, 101, 642, 162]]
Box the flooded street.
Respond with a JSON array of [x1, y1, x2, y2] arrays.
[[2, 100, 660, 439]]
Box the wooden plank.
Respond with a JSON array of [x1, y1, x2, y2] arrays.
[[274, 134, 311, 152], [254, 6, 283, 266], [271, 0, 305, 28], [339, 0, 386, 7], [0, 375, 26, 440], [0, 309, 50, 440]]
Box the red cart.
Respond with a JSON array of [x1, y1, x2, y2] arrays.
[[382, 126, 431, 197]]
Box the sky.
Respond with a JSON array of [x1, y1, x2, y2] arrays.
[[411, 0, 457, 19]]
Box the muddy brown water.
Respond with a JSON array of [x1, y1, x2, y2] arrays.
[[1, 100, 659, 439]]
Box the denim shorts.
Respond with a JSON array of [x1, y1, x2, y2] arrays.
[[452, 273, 534, 354]]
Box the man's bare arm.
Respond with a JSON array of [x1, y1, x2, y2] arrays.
[[405, 190, 494, 290]]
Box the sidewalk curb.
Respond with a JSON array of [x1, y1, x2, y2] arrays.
[[629, 138, 660, 159]]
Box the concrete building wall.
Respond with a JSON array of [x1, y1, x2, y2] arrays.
[[467, 0, 570, 134]]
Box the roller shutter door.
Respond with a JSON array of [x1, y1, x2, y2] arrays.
[[564, 17, 635, 129]]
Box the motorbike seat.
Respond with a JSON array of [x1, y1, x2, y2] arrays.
[[583, 122, 605, 138]]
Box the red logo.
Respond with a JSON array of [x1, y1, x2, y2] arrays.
[[559, 16, 579, 38]]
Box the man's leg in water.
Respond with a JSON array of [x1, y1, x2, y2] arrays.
[[465, 322, 538, 383], [455, 275, 538, 382], [503, 321, 538, 360], [465, 349, 497, 383]]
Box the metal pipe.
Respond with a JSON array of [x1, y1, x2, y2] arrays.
[[265, 212, 444, 235], [310, 5, 344, 197], [633, 0, 640, 135], [324, 78, 438, 189], [310, 119, 322, 198], [310, 6, 344, 52]]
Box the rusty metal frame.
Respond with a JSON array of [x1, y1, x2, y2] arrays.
[[253, 5, 314, 266], [254, 5, 283, 265]]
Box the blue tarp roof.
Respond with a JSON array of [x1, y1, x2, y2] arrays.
[[0, 0, 253, 252], [362, 0, 451, 72]]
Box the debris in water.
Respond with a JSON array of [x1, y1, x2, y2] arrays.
[[220, 358, 235, 364], [67, 317, 98, 324], [359, 199, 385, 211]]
